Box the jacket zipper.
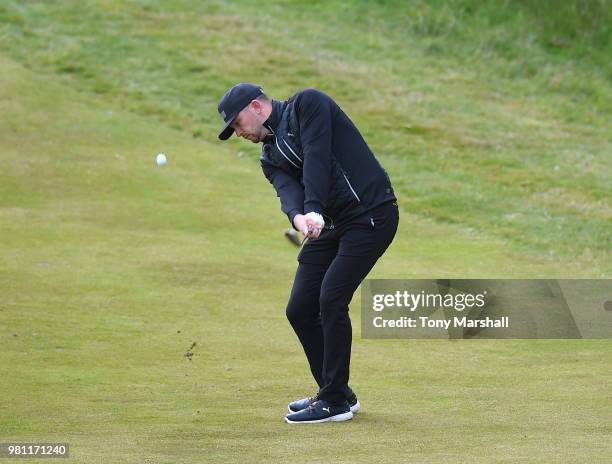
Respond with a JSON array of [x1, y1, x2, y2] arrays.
[[282, 138, 302, 164], [274, 137, 300, 169], [267, 124, 302, 169], [343, 173, 361, 202]]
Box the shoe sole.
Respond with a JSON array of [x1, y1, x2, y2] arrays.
[[284, 411, 353, 424], [288, 400, 360, 415]]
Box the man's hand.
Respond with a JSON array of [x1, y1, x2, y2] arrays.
[[293, 213, 324, 239]]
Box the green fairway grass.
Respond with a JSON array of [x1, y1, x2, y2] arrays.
[[1, 1, 610, 462]]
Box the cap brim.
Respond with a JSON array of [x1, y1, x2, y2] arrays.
[[218, 117, 236, 140]]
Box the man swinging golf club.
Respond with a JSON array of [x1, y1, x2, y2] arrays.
[[218, 83, 399, 424]]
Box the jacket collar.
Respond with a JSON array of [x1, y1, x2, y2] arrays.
[[263, 99, 286, 135]]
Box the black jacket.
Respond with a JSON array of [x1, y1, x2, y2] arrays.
[[260, 88, 396, 228]]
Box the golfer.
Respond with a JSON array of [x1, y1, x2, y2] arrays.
[[217, 83, 398, 423]]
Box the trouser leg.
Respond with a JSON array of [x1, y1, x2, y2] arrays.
[[286, 263, 358, 398], [316, 254, 382, 403], [285, 262, 330, 388]]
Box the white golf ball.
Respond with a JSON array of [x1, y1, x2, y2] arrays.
[[156, 153, 167, 166]]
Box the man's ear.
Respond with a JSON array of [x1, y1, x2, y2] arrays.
[[250, 99, 263, 114]]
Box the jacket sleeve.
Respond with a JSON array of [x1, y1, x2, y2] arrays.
[[261, 158, 304, 226], [296, 89, 333, 216]]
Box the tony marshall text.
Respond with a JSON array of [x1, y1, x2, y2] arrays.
[[373, 316, 509, 329]]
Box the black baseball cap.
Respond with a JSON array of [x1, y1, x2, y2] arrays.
[[217, 83, 264, 140]]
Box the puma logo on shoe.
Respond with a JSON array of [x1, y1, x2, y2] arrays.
[[322, 407, 330, 413]]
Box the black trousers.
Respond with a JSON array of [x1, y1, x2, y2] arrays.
[[285, 201, 399, 404]]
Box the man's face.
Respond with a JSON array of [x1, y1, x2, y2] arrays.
[[231, 102, 268, 143]]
